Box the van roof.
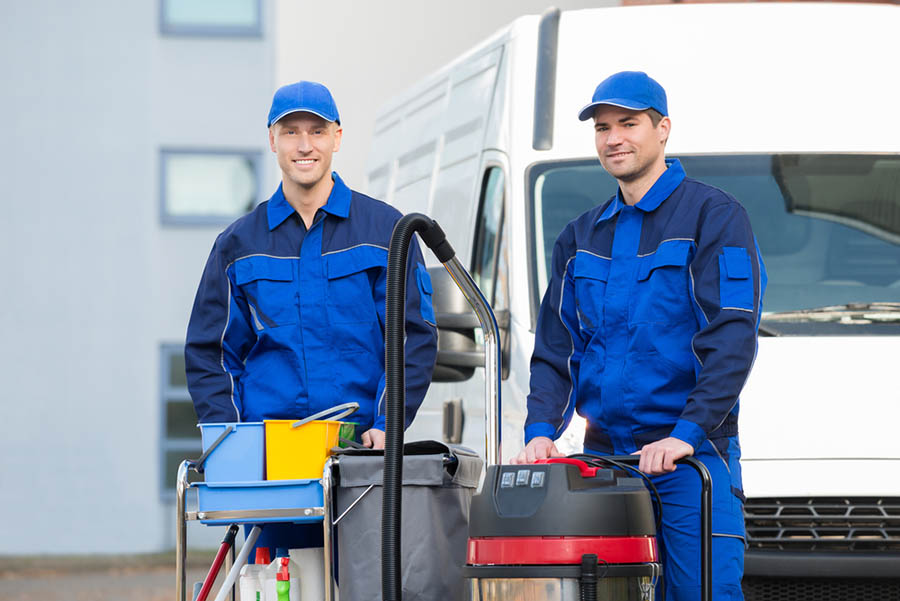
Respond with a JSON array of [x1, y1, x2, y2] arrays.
[[372, 15, 534, 123]]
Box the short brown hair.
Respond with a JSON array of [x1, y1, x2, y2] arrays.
[[646, 108, 664, 127]]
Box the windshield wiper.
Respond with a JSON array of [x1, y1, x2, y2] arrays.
[[757, 322, 781, 337], [762, 302, 900, 324]]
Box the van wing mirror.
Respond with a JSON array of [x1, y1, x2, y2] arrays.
[[428, 266, 510, 382]]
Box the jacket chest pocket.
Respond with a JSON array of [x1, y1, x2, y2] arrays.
[[233, 256, 299, 328], [325, 247, 386, 325], [573, 252, 611, 335], [325, 248, 386, 354], [629, 240, 695, 326]]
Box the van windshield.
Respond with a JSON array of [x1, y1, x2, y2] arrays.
[[528, 154, 900, 330]]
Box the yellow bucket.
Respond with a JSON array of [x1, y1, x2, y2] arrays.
[[264, 403, 359, 480]]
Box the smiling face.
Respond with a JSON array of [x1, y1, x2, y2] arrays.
[[269, 112, 342, 192], [593, 105, 669, 184]]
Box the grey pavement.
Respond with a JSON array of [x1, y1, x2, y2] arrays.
[[0, 554, 219, 601]]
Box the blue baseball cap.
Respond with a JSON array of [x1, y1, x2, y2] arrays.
[[577, 71, 668, 121], [267, 81, 340, 128]]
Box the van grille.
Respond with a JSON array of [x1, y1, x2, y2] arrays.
[[744, 497, 900, 552], [742, 577, 900, 601]]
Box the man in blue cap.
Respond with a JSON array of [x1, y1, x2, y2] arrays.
[[185, 81, 438, 548], [512, 71, 766, 600]]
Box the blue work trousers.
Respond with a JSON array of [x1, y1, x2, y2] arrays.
[[586, 437, 745, 601]]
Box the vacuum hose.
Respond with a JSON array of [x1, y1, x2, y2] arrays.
[[383, 213, 454, 601], [580, 554, 598, 601]]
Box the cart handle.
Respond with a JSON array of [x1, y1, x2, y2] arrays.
[[292, 402, 359, 429]]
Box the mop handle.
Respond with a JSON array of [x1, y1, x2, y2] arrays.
[[213, 525, 262, 601], [196, 524, 239, 601]]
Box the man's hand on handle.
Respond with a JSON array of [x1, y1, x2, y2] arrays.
[[510, 436, 564, 464], [511, 435, 693, 472], [632, 436, 694, 475], [362, 428, 385, 449]]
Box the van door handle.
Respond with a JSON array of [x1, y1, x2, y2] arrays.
[[442, 399, 464, 444]]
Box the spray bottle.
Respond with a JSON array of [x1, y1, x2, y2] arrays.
[[239, 547, 270, 601], [264, 548, 300, 601], [276, 560, 291, 601]]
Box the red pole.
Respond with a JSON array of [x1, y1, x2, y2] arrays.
[[196, 524, 240, 601]]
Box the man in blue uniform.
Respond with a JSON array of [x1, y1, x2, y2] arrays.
[[186, 81, 438, 547], [512, 72, 766, 600]]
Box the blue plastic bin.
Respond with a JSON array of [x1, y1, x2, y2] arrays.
[[198, 422, 265, 482], [194, 479, 324, 525]]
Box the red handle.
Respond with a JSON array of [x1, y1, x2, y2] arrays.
[[195, 540, 229, 601], [534, 457, 599, 478], [195, 524, 238, 601]]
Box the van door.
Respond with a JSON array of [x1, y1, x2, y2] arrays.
[[423, 151, 517, 457]]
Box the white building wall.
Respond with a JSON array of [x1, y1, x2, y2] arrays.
[[0, 1, 275, 554]]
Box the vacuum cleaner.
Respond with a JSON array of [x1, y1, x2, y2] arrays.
[[381, 213, 711, 601], [465, 457, 661, 601]]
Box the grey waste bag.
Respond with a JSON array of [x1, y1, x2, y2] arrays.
[[333, 441, 482, 601]]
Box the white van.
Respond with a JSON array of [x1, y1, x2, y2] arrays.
[[365, 3, 900, 595]]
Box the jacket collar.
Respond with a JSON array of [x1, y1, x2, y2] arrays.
[[266, 172, 352, 230], [596, 158, 685, 224]]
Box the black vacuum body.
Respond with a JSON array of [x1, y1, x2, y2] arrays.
[[464, 459, 661, 601]]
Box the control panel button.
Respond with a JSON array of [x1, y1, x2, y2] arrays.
[[530, 471, 545, 488], [500, 471, 515, 488], [516, 469, 530, 486]]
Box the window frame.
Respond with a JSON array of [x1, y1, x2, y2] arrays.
[[159, 147, 263, 227], [159, 0, 263, 38], [471, 161, 512, 380], [470, 165, 507, 306], [159, 343, 201, 499]]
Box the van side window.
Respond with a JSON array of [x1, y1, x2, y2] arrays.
[[472, 167, 506, 307]]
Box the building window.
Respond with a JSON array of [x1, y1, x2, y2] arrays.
[[161, 344, 201, 495], [160, 0, 262, 37], [160, 149, 261, 226]]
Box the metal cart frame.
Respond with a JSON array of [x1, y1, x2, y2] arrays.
[[175, 457, 340, 601], [174, 219, 505, 601]]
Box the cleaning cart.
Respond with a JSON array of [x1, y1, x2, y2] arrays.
[[175, 214, 501, 601], [174, 436, 484, 601], [175, 405, 351, 601]]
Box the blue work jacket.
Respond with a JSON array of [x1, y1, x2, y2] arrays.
[[525, 160, 766, 453], [185, 173, 438, 432]]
